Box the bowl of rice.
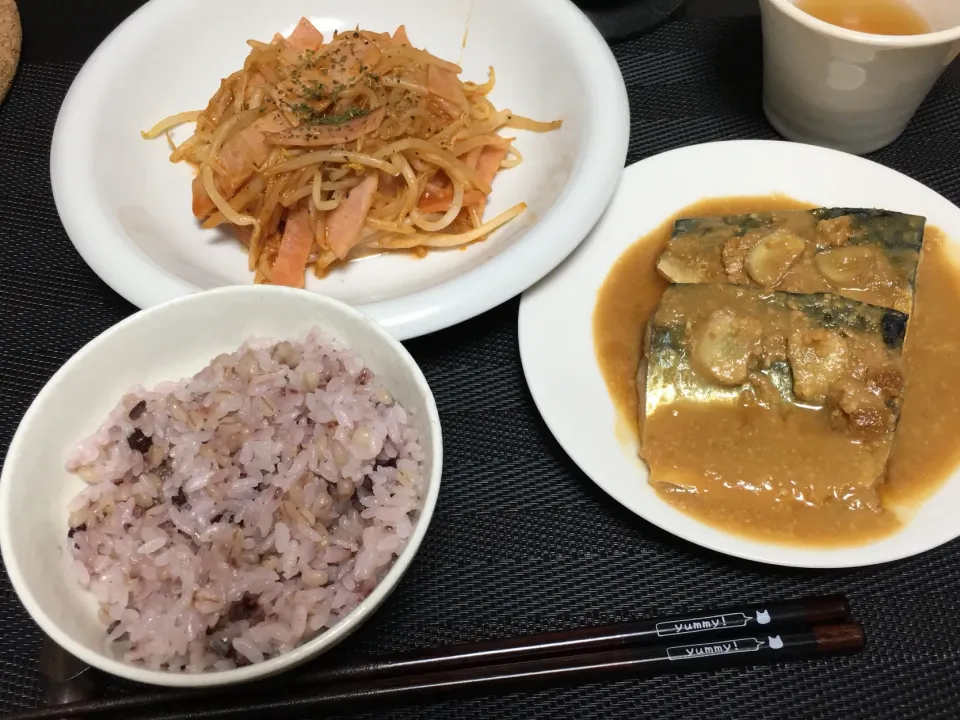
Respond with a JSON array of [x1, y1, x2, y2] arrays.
[[0, 286, 441, 687]]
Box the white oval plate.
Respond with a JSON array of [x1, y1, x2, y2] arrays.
[[51, 0, 628, 340], [519, 139, 960, 569]]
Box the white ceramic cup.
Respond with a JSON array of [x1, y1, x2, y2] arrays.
[[760, 0, 960, 155]]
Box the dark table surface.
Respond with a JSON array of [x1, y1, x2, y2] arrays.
[[3, 1, 960, 718]]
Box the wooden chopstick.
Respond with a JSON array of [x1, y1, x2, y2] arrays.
[[139, 623, 866, 720], [2, 595, 853, 720]]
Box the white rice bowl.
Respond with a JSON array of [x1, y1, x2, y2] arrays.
[[0, 286, 442, 687]]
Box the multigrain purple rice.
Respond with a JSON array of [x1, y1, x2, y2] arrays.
[[64, 328, 425, 672]]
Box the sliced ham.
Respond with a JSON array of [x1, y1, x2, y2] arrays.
[[325, 173, 379, 259], [190, 129, 264, 219], [251, 108, 291, 135], [461, 146, 483, 171], [393, 25, 411, 46], [297, 35, 382, 95], [427, 65, 468, 113], [218, 129, 264, 178], [287, 18, 324, 53], [191, 111, 290, 219], [475, 144, 508, 188], [270, 208, 314, 288], [192, 175, 216, 219], [459, 144, 508, 220], [378, 168, 405, 198]]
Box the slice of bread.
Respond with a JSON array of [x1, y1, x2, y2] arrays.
[[0, 0, 21, 102]]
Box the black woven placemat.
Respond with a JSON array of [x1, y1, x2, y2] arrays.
[[575, 0, 685, 41], [3, 14, 960, 720]]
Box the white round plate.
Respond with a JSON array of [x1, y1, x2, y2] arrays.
[[50, 0, 628, 340], [519, 139, 960, 569]]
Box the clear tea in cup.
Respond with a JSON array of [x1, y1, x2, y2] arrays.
[[795, 0, 930, 36]]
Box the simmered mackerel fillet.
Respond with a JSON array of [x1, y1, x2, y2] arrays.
[[656, 208, 925, 314], [638, 284, 907, 510]]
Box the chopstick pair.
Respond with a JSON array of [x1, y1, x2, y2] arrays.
[[6, 594, 862, 720]]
